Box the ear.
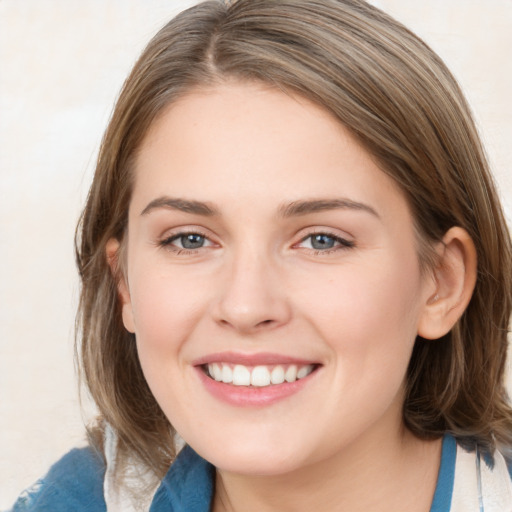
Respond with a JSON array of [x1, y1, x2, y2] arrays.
[[106, 238, 136, 333], [417, 227, 477, 340]]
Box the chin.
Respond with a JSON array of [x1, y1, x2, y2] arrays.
[[191, 436, 309, 476]]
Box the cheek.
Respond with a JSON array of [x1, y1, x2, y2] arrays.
[[128, 266, 210, 355], [127, 269, 209, 418], [296, 253, 424, 361]]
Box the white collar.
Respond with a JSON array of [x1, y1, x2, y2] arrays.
[[451, 442, 512, 511], [103, 423, 161, 512]]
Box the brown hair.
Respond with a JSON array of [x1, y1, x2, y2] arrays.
[[76, 0, 512, 475]]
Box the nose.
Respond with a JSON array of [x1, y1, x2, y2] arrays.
[[213, 249, 292, 334]]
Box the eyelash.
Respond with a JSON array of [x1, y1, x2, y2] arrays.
[[298, 231, 355, 255], [157, 230, 355, 255], [158, 230, 211, 255]]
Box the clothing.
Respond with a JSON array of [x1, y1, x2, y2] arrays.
[[9, 434, 512, 512]]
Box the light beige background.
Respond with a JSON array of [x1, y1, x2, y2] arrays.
[[1, 1, 511, 508]]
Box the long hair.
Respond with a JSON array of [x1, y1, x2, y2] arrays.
[[76, 0, 512, 475]]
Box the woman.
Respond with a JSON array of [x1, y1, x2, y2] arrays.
[[11, 1, 512, 510]]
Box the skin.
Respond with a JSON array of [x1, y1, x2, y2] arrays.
[[109, 82, 476, 511]]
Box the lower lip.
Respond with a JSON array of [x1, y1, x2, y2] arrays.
[[195, 367, 318, 407]]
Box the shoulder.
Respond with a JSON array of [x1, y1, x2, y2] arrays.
[[9, 446, 106, 512], [450, 439, 512, 511], [430, 435, 512, 511], [150, 445, 215, 512]]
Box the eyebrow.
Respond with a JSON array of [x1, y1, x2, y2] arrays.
[[278, 198, 380, 219], [140, 196, 379, 219], [141, 197, 220, 216]]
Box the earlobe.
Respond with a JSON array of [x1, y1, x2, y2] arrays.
[[417, 227, 477, 340], [106, 238, 136, 333]]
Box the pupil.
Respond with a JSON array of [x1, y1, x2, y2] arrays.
[[311, 234, 335, 250], [182, 234, 204, 249]]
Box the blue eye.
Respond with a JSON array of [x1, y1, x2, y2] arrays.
[[161, 232, 212, 251], [179, 233, 206, 249], [299, 233, 354, 252], [310, 234, 336, 250]]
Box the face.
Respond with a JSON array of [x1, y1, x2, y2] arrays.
[[117, 82, 435, 476]]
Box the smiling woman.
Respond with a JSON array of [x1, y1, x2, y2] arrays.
[[8, 1, 512, 511], [109, 85, 437, 481]]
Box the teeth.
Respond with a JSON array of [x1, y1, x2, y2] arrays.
[[211, 363, 222, 381], [297, 365, 313, 379], [233, 365, 251, 386], [251, 366, 271, 387], [221, 365, 233, 384], [270, 365, 285, 384], [285, 365, 297, 382], [207, 363, 315, 387]]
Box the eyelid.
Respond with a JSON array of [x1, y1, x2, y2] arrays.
[[157, 226, 218, 253], [155, 226, 354, 255], [157, 224, 214, 240], [293, 228, 355, 252], [168, 232, 214, 248]]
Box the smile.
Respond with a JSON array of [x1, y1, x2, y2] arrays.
[[205, 363, 316, 387], [193, 353, 321, 406]]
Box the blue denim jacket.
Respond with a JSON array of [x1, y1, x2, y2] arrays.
[[8, 435, 512, 511], [9, 444, 214, 512]]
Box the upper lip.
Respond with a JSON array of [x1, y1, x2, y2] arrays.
[[191, 351, 320, 367]]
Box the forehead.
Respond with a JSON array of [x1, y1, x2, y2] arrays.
[[131, 81, 407, 220], [138, 81, 350, 166]]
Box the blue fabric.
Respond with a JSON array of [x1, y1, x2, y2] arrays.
[[9, 435, 462, 511], [150, 445, 215, 512], [430, 434, 456, 512], [8, 446, 106, 512]]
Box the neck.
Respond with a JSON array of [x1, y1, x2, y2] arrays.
[[213, 428, 442, 512]]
